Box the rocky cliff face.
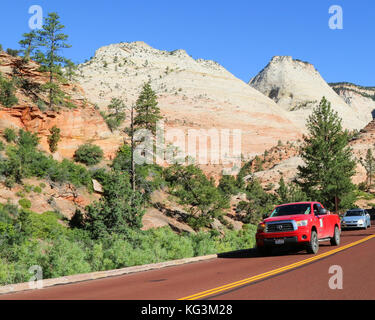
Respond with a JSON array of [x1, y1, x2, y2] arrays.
[[0, 52, 122, 160], [350, 119, 375, 183], [76, 42, 302, 169], [0, 105, 122, 160], [330, 82, 375, 125], [249, 56, 371, 131]]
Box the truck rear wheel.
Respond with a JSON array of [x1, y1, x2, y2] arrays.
[[306, 230, 319, 254], [330, 226, 340, 246]]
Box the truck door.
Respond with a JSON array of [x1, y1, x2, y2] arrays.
[[313, 203, 327, 238]]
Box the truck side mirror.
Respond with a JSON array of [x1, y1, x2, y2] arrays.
[[318, 208, 327, 215], [262, 213, 269, 219]]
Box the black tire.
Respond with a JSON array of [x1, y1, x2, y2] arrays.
[[330, 226, 340, 246], [306, 230, 319, 254]]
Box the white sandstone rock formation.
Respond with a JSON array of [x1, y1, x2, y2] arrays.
[[76, 42, 302, 172], [249, 56, 370, 131]]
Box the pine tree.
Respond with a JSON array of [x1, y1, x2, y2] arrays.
[[236, 175, 276, 224], [134, 81, 162, 135], [297, 97, 357, 211], [360, 148, 375, 189], [103, 97, 126, 132], [35, 12, 71, 109], [164, 164, 229, 229], [277, 176, 288, 203], [47, 125, 61, 153], [63, 59, 77, 81], [253, 155, 264, 172], [84, 171, 145, 238], [107, 97, 126, 118], [276, 176, 306, 204], [18, 31, 38, 60]]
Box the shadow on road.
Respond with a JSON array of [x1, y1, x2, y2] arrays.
[[217, 248, 258, 259], [217, 246, 310, 259]]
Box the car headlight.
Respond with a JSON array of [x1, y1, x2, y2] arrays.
[[257, 223, 266, 232], [296, 220, 308, 227], [357, 219, 364, 224]]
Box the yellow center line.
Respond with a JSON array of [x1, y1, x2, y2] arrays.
[[178, 234, 375, 300]]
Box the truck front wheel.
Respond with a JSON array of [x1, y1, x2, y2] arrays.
[[306, 230, 319, 254]]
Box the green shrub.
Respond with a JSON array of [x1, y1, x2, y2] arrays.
[[144, 227, 194, 261], [65, 101, 77, 109], [15, 191, 25, 198], [44, 236, 92, 278], [24, 184, 33, 193], [0, 201, 18, 218], [218, 175, 240, 196], [0, 75, 18, 108], [3, 128, 17, 143], [0, 141, 4, 151], [190, 232, 218, 256], [4, 177, 15, 189], [17, 129, 39, 149], [33, 186, 42, 194], [358, 182, 367, 192], [17, 210, 66, 240], [0, 259, 15, 285], [18, 198, 31, 209], [0, 202, 16, 224], [0, 129, 92, 188], [1, 239, 47, 284], [74, 144, 104, 166], [36, 99, 47, 111], [49, 159, 92, 188]]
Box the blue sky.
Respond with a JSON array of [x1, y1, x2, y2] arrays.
[[0, 0, 374, 86]]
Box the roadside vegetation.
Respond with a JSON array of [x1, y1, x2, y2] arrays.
[[0, 201, 257, 285]]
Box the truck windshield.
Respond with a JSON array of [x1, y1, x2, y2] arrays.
[[271, 204, 311, 217]]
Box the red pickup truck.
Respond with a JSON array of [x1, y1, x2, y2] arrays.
[[255, 202, 341, 255]]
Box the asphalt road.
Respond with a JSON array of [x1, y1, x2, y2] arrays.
[[1, 225, 374, 300]]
